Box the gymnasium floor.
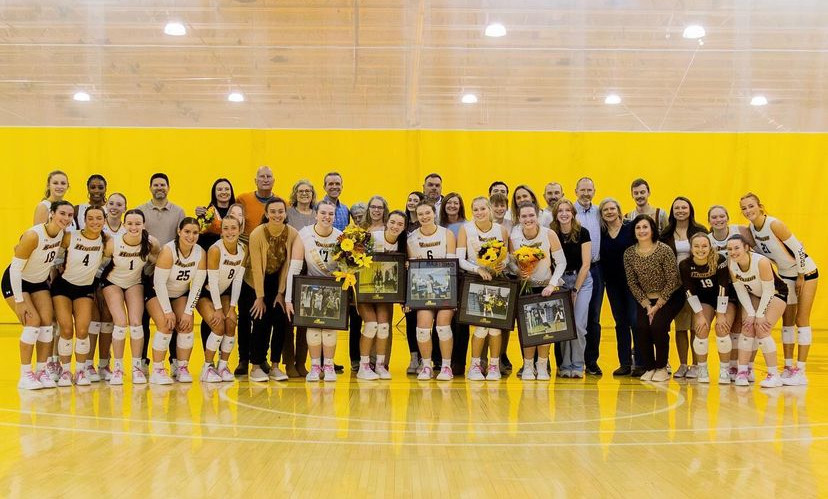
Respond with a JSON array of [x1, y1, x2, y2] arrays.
[[0, 325, 824, 498]]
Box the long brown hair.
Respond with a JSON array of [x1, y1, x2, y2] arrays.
[[549, 198, 584, 243]]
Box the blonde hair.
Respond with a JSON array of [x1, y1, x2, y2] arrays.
[[549, 198, 584, 243], [289, 179, 317, 208], [739, 192, 766, 215], [44, 170, 69, 200], [470, 196, 493, 222], [228, 202, 246, 232], [598, 197, 623, 231], [690, 232, 718, 275]]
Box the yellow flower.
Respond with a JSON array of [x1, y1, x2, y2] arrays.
[[359, 255, 373, 268], [340, 238, 355, 252]]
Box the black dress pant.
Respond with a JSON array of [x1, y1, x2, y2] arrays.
[[634, 290, 685, 370]]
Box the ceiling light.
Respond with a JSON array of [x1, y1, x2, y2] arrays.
[[604, 94, 621, 105], [72, 91, 91, 102], [682, 25, 705, 39], [461, 93, 478, 104], [228, 92, 245, 103], [484, 23, 507, 38], [750, 95, 768, 106], [164, 22, 186, 36]]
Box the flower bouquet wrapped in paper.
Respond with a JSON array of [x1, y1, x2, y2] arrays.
[[512, 245, 546, 294], [332, 225, 374, 295], [476, 239, 508, 277]]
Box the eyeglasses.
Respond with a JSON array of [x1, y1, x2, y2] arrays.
[[369, 205, 384, 210], [297, 189, 312, 194]]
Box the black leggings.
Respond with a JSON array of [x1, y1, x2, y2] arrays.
[[250, 273, 288, 365], [634, 290, 686, 370], [236, 281, 255, 364]]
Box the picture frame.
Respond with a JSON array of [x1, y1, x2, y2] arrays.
[[292, 275, 350, 330], [356, 252, 407, 303], [457, 275, 519, 330], [516, 290, 577, 347], [405, 258, 458, 310]]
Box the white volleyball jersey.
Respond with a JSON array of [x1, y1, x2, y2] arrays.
[[75, 204, 92, 229], [462, 221, 504, 265], [372, 230, 399, 253], [60, 231, 104, 286], [39, 200, 77, 230], [211, 240, 245, 293], [407, 226, 448, 259], [707, 225, 740, 257], [730, 253, 786, 298], [20, 224, 64, 283], [299, 225, 340, 277], [750, 216, 816, 278], [103, 220, 126, 238], [106, 234, 145, 289], [510, 225, 552, 284], [165, 242, 203, 298]]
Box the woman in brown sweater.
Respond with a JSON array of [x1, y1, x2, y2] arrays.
[[623, 214, 686, 382]]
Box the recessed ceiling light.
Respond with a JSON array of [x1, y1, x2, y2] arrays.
[[73, 91, 91, 102], [682, 25, 705, 39], [484, 23, 507, 38], [461, 93, 478, 104], [228, 92, 245, 103], [750, 95, 768, 106], [604, 94, 621, 105], [164, 22, 186, 36]]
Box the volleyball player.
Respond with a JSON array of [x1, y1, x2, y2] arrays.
[[3, 200, 74, 389], [679, 233, 737, 384], [101, 209, 160, 385], [75, 174, 107, 229], [52, 206, 107, 386], [741, 193, 818, 386], [285, 200, 342, 382], [196, 215, 245, 382], [406, 201, 457, 381], [726, 235, 787, 388], [34, 171, 72, 225], [509, 202, 566, 381], [146, 217, 206, 384]]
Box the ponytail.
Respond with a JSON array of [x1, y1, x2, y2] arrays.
[[139, 229, 151, 261]]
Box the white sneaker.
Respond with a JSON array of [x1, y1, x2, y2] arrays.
[[417, 366, 433, 380], [780, 366, 795, 379], [685, 365, 698, 379], [249, 367, 269, 382], [57, 370, 73, 387], [485, 365, 501, 380], [760, 373, 782, 388], [269, 366, 289, 381], [36, 370, 57, 388], [734, 371, 750, 386], [46, 361, 61, 381], [306, 365, 322, 382], [323, 365, 337, 382], [132, 366, 147, 384], [357, 363, 379, 380], [200, 365, 222, 383], [782, 368, 807, 386], [728, 367, 738, 382], [75, 369, 91, 386], [521, 365, 536, 381], [651, 368, 670, 382], [176, 365, 193, 383], [109, 369, 124, 386], [673, 365, 688, 378], [536, 366, 551, 381], [747, 368, 756, 383], [375, 365, 392, 380], [697, 365, 710, 383], [217, 366, 234, 382], [86, 365, 101, 382], [467, 365, 485, 381], [18, 371, 43, 390], [101, 366, 113, 381], [718, 368, 731, 385], [639, 369, 655, 381], [149, 368, 174, 385], [436, 366, 454, 381]]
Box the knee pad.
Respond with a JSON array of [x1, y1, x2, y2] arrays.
[[306, 329, 322, 347], [692, 337, 709, 356], [75, 337, 90, 355], [112, 325, 127, 341], [716, 335, 732, 354], [177, 333, 195, 350], [488, 328, 501, 337], [757, 336, 777, 354], [362, 322, 378, 339], [376, 323, 390, 340], [88, 321, 102, 335], [739, 334, 753, 350], [416, 327, 431, 343], [129, 326, 143, 340], [205, 332, 222, 352], [58, 337, 73, 356], [152, 332, 172, 351], [321, 330, 337, 347], [100, 322, 114, 335], [781, 326, 795, 344], [20, 326, 39, 345], [220, 335, 236, 354], [798, 326, 812, 346], [37, 326, 53, 343], [436, 325, 452, 341], [473, 326, 489, 339]]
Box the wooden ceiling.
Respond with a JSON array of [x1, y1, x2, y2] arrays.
[[0, 0, 826, 131]]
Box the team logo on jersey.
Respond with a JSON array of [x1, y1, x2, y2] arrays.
[[42, 241, 61, 251], [118, 251, 142, 258], [418, 240, 442, 248], [175, 260, 196, 268], [735, 275, 756, 283], [74, 243, 102, 252], [223, 259, 242, 267]]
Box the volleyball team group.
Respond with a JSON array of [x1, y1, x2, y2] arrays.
[[2, 167, 818, 390]]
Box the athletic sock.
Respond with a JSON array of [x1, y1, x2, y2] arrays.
[[441, 359, 450, 368], [360, 355, 370, 364], [797, 361, 806, 372], [20, 365, 31, 375], [113, 359, 124, 371], [36, 362, 46, 372], [490, 357, 500, 367], [767, 366, 778, 375], [322, 358, 333, 367], [218, 360, 228, 370], [376, 355, 386, 366], [738, 364, 748, 373], [422, 358, 433, 368], [132, 358, 142, 368], [471, 357, 481, 366], [785, 358, 794, 367]]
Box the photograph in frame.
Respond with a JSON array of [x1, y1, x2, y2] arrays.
[[457, 275, 518, 330], [516, 290, 577, 347], [405, 258, 458, 310], [356, 252, 406, 303], [292, 276, 350, 330]]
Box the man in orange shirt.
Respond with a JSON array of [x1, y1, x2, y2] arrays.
[[236, 166, 276, 236]]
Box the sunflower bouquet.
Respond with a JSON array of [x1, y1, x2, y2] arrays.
[[476, 239, 508, 276], [332, 224, 374, 292], [512, 245, 546, 294], [196, 206, 216, 233]]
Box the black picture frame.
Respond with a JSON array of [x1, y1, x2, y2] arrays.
[[516, 290, 577, 347], [292, 275, 350, 330], [457, 275, 519, 330], [356, 252, 407, 303], [405, 258, 458, 310]]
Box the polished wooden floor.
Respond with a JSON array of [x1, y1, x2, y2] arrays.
[[0, 325, 825, 498]]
